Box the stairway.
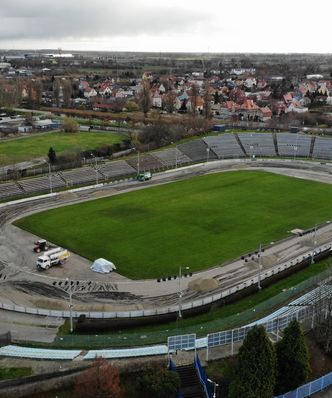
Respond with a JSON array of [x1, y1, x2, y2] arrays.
[[177, 364, 206, 398]]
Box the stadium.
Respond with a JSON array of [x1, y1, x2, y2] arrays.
[[1, 131, 332, 364]]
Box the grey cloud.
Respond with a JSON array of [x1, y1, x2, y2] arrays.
[[0, 0, 210, 41]]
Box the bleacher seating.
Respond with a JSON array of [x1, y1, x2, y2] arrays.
[[153, 148, 191, 167], [0, 181, 23, 199], [276, 133, 312, 157], [126, 153, 163, 171], [20, 175, 65, 193], [0, 345, 81, 360], [83, 344, 168, 360], [237, 133, 276, 157], [61, 167, 104, 186], [99, 160, 136, 179], [312, 136, 332, 160], [3, 133, 332, 200], [178, 140, 215, 162], [203, 134, 244, 158]]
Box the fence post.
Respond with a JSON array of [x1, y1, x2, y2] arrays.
[[231, 329, 234, 356], [311, 308, 315, 329]]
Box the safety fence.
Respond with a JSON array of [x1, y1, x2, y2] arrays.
[[0, 292, 329, 361], [275, 371, 332, 398], [0, 246, 330, 325], [205, 305, 316, 360]]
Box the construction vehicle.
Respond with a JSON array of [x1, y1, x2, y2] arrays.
[[137, 171, 152, 181], [36, 247, 70, 270], [33, 239, 52, 253]]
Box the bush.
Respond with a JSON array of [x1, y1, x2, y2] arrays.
[[135, 367, 180, 398], [62, 117, 79, 133]]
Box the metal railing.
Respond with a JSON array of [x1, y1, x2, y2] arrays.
[[194, 355, 212, 398], [275, 372, 332, 398]]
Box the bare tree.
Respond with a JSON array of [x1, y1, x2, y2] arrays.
[[189, 84, 199, 117], [53, 79, 61, 107], [62, 79, 72, 108], [74, 357, 122, 398], [138, 81, 151, 119], [163, 91, 177, 113], [202, 81, 211, 119]]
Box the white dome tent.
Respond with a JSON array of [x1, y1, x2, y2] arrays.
[[91, 258, 116, 274]]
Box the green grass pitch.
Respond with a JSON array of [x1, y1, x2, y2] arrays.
[[0, 131, 125, 165], [14, 171, 332, 279]]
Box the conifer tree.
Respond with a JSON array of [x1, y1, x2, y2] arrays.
[[276, 320, 311, 394], [229, 325, 277, 398]]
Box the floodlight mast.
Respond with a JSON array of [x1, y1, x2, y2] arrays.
[[178, 266, 190, 320], [258, 243, 262, 290]]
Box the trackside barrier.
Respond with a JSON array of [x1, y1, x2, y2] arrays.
[[194, 355, 212, 398], [275, 372, 332, 398], [0, 305, 327, 361], [0, 245, 330, 320]]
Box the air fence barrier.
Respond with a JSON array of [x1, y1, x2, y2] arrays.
[[275, 372, 332, 398]]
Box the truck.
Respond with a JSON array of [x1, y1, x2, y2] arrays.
[[33, 239, 53, 253], [36, 247, 70, 270], [137, 171, 152, 181]]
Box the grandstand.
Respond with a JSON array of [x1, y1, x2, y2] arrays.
[[84, 345, 167, 360], [99, 160, 136, 179], [0, 181, 23, 199], [237, 132, 276, 157], [203, 134, 245, 158], [61, 167, 104, 186], [0, 345, 81, 360], [276, 133, 312, 158], [312, 136, 332, 160], [4, 132, 332, 200], [178, 139, 216, 162], [126, 153, 163, 171], [152, 148, 191, 168], [19, 175, 65, 193]]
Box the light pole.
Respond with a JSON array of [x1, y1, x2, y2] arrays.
[[178, 266, 190, 320], [137, 150, 140, 176], [257, 243, 262, 290], [311, 224, 317, 264], [44, 160, 52, 194], [206, 147, 210, 163], [68, 288, 73, 333], [207, 378, 219, 398], [175, 147, 178, 169], [91, 153, 98, 185], [54, 278, 76, 333]]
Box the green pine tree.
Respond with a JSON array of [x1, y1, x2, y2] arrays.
[[47, 147, 56, 164], [229, 325, 277, 398], [276, 320, 311, 394]]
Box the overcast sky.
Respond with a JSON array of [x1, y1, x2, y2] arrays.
[[0, 0, 331, 53]]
